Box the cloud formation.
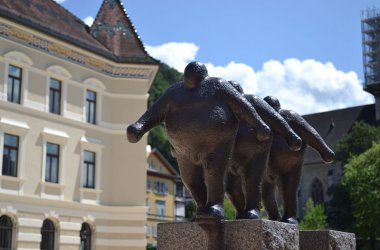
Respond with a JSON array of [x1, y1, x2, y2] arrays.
[[145, 42, 199, 72], [146, 42, 373, 114], [83, 16, 94, 26], [54, 0, 66, 3]]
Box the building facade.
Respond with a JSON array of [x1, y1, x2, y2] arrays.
[[0, 0, 158, 249], [145, 148, 186, 247]]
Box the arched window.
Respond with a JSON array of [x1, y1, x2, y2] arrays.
[[80, 223, 92, 250], [41, 219, 56, 250], [0, 215, 13, 249], [311, 179, 324, 204]]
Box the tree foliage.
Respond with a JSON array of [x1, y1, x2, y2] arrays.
[[333, 121, 380, 166], [327, 121, 380, 232], [299, 199, 327, 230], [224, 197, 236, 220], [147, 63, 183, 170], [343, 143, 380, 240]]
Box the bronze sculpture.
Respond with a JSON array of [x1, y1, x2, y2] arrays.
[[225, 82, 302, 220], [127, 62, 271, 220], [262, 96, 335, 224]]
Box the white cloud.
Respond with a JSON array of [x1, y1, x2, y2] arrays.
[[146, 42, 374, 115], [83, 16, 94, 26], [145, 42, 199, 72], [54, 0, 66, 3]]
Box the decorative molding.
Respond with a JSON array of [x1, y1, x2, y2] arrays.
[[83, 77, 106, 91], [41, 127, 70, 144], [46, 65, 72, 79], [24, 99, 46, 112], [64, 110, 83, 122], [0, 117, 30, 135], [0, 21, 155, 79], [4, 50, 33, 66]]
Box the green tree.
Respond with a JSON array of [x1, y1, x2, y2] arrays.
[[224, 197, 236, 220], [327, 121, 380, 232], [334, 121, 380, 166], [147, 63, 183, 170], [299, 199, 327, 230], [343, 143, 380, 247], [185, 200, 196, 221]]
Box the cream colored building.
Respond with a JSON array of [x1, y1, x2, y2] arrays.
[[0, 0, 158, 249]]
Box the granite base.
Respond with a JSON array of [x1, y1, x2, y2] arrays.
[[299, 230, 356, 250]]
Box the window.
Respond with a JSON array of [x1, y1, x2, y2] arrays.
[[146, 199, 151, 213], [146, 179, 151, 191], [45, 143, 60, 183], [7, 65, 22, 104], [83, 151, 95, 188], [154, 181, 168, 195], [148, 161, 157, 171], [86, 90, 96, 124], [80, 223, 92, 250], [175, 183, 184, 197], [49, 78, 61, 114], [311, 179, 324, 204], [2, 133, 19, 177], [156, 200, 166, 217], [153, 225, 157, 238], [40, 219, 55, 250], [0, 215, 13, 250], [146, 225, 151, 238]]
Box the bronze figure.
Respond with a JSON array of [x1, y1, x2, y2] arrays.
[[262, 96, 335, 224], [225, 82, 302, 220], [127, 62, 271, 220]]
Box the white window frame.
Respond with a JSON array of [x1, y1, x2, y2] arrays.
[[40, 127, 69, 200], [153, 224, 157, 238], [46, 65, 71, 115], [146, 224, 151, 238], [2, 51, 33, 104], [83, 78, 105, 125], [79, 136, 104, 204], [0, 117, 29, 195]]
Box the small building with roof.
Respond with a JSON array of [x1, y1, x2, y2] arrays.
[[145, 147, 186, 247]]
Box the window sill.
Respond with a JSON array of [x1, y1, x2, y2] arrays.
[[0, 175, 26, 184], [39, 181, 65, 200], [0, 175, 26, 194], [80, 187, 102, 194], [79, 187, 102, 204]]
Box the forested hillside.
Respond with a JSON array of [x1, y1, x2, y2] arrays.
[[147, 63, 183, 170]]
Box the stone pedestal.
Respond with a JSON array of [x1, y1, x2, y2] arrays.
[[157, 220, 299, 250], [299, 230, 356, 250]]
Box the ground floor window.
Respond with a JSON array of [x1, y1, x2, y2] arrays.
[[0, 215, 13, 249]]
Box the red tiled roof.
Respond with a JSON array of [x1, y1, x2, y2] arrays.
[[0, 0, 157, 64], [90, 0, 150, 60]]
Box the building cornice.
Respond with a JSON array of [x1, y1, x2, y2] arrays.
[[0, 18, 158, 80]]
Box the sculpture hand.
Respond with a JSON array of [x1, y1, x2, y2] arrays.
[[322, 149, 335, 163], [127, 122, 144, 143], [287, 133, 302, 151], [256, 124, 271, 141]]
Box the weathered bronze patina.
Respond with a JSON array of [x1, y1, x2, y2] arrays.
[[262, 96, 335, 224]]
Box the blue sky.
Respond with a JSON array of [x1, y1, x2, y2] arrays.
[[56, 0, 378, 114]]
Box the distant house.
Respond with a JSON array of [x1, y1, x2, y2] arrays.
[[0, 0, 158, 249], [298, 104, 377, 218], [146, 147, 186, 247]]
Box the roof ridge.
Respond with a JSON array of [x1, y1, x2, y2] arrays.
[[89, 0, 157, 61]]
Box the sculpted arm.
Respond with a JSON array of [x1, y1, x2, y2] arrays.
[[127, 90, 170, 143], [287, 111, 335, 162], [218, 80, 271, 141], [246, 95, 301, 151]]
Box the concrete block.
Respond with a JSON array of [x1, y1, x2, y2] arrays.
[[300, 230, 356, 250]]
